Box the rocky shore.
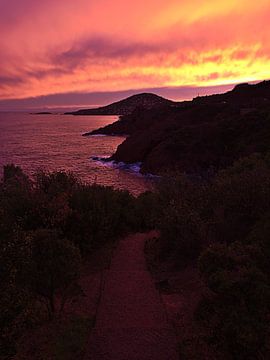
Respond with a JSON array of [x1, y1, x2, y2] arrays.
[[86, 81, 270, 175]]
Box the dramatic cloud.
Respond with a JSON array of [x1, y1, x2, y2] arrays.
[[0, 0, 269, 107]]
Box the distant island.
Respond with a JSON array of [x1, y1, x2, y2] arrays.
[[31, 112, 53, 115], [84, 80, 270, 176]]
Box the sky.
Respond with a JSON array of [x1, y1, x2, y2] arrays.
[[0, 0, 270, 110]]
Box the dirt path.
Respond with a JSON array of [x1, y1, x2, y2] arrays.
[[84, 232, 178, 360]]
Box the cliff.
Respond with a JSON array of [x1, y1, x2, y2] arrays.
[[89, 81, 270, 175]]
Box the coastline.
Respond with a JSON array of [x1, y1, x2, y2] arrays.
[[91, 156, 160, 179]]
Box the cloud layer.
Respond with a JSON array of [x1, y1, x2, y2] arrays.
[[0, 0, 270, 105]]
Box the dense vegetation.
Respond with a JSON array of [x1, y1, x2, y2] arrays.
[[150, 153, 270, 359], [0, 165, 153, 359], [2, 150, 270, 359]]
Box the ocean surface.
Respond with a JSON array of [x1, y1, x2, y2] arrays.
[[0, 112, 153, 195]]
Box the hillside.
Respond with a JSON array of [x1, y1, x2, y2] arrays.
[[88, 81, 270, 175], [66, 93, 174, 116]]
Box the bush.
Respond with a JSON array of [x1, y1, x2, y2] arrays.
[[0, 165, 149, 358], [246, 213, 270, 278], [0, 229, 32, 359], [156, 175, 206, 267], [66, 184, 136, 252], [159, 200, 203, 267], [211, 154, 270, 243], [52, 316, 93, 360], [27, 229, 81, 318], [149, 156, 270, 358], [198, 243, 270, 359], [135, 191, 160, 230]]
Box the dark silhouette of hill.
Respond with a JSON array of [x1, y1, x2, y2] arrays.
[[87, 80, 270, 175], [66, 93, 173, 116]]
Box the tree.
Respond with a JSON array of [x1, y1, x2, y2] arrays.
[[28, 229, 81, 318]]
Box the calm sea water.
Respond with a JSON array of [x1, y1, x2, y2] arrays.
[[0, 113, 152, 195]]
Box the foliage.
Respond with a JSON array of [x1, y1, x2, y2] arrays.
[[0, 221, 32, 358], [0, 165, 146, 358], [156, 175, 207, 267], [150, 154, 270, 358], [195, 155, 270, 359], [211, 154, 270, 243], [65, 184, 136, 252], [198, 243, 270, 359], [135, 191, 160, 230], [246, 213, 270, 278], [159, 201, 203, 266], [27, 229, 81, 317], [3, 154, 270, 359], [51, 316, 93, 360]]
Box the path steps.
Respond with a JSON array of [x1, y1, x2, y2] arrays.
[[84, 233, 178, 360]]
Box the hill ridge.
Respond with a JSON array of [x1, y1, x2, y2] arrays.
[[66, 92, 173, 116]]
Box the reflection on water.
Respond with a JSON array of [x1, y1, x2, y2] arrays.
[[0, 113, 153, 195]]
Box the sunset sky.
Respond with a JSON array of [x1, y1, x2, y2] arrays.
[[0, 0, 270, 110]]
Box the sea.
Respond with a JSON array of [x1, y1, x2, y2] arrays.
[[0, 112, 153, 195]]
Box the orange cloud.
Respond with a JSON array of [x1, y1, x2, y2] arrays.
[[0, 0, 270, 101]]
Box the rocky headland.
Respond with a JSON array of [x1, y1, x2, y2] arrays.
[[85, 81, 270, 176]]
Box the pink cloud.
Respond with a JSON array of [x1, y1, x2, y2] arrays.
[[0, 0, 270, 101]]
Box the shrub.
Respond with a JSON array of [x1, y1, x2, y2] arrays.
[[0, 229, 32, 359], [35, 170, 78, 197], [27, 229, 81, 318], [66, 185, 135, 253], [212, 154, 270, 243], [246, 214, 270, 276], [198, 243, 270, 359], [135, 191, 160, 230], [159, 201, 203, 267], [52, 316, 93, 360], [0, 165, 148, 358]]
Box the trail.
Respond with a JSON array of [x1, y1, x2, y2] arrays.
[[84, 232, 178, 360]]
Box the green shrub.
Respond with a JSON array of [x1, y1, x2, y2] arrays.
[[212, 155, 270, 243], [135, 191, 160, 230], [198, 243, 270, 359], [0, 165, 151, 358], [159, 201, 203, 267], [27, 229, 81, 318], [66, 184, 135, 252], [0, 230, 32, 359]]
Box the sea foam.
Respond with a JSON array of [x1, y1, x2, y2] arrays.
[[91, 156, 143, 175]]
